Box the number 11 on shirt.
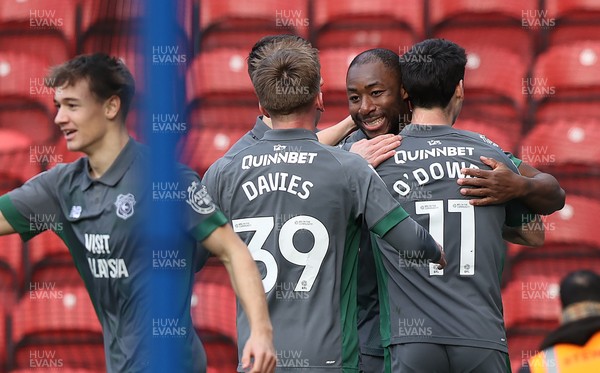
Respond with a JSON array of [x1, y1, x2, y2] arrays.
[[415, 200, 475, 276]]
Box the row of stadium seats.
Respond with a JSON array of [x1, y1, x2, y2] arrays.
[[0, 259, 237, 372], [2, 39, 600, 152], [3, 0, 600, 58]]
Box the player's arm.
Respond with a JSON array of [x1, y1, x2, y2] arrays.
[[502, 214, 545, 247], [203, 224, 276, 373], [377, 212, 446, 269], [350, 134, 402, 168], [0, 210, 16, 235], [315, 115, 357, 145], [458, 156, 565, 215]]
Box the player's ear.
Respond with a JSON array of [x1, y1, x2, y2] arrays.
[[316, 91, 324, 112], [400, 85, 409, 100], [258, 102, 271, 118], [104, 95, 121, 120], [455, 80, 464, 100]]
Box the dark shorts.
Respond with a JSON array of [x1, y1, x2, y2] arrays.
[[360, 352, 384, 373], [388, 343, 510, 373]]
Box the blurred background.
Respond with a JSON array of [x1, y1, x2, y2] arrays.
[[0, 0, 599, 372]]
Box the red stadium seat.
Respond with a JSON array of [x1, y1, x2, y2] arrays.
[[545, 0, 600, 47], [319, 48, 364, 104], [0, 129, 40, 185], [0, 235, 22, 314], [507, 330, 548, 373], [0, 0, 75, 65], [530, 42, 600, 102], [461, 45, 528, 123], [187, 49, 255, 102], [199, 0, 308, 50], [530, 43, 600, 123], [520, 119, 600, 174], [428, 0, 538, 64], [0, 53, 57, 143], [502, 275, 561, 330], [0, 310, 5, 371], [11, 285, 105, 370], [204, 339, 238, 373], [534, 100, 600, 123], [181, 128, 248, 175], [189, 104, 261, 131], [79, 0, 144, 37], [0, 105, 58, 147], [312, 0, 424, 50], [192, 265, 237, 342], [453, 118, 519, 154]]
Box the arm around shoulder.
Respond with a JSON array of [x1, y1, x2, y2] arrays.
[[503, 214, 545, 247]]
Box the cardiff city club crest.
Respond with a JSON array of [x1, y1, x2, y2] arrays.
[[114, 193, 136, 220], [187, 181, 216, 215]]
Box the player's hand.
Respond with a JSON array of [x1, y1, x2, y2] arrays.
[[349, 134, 402, 168], [434, 243, 447, 270], [457, 156, 523, 206], [241, 329, 277, 373]]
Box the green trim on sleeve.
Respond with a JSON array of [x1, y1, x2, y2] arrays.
[[191, 210, 229, 242], [508, 154, 522, 168], [371, 206, 409, 237], [0, 195, 36, 241]]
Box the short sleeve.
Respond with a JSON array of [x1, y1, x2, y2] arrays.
[[505, 152, 523, 168], [179, 166, 228, 242], [0, 169, 62, 241], [200, 160, 222, 209], [347, 157, 409, 237]]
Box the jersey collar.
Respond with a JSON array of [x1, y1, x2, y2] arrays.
[[81, 137, 139, 190], [262, 128, 318, 141], [400, 124, 456, 137], [249, 116, 271, 141]]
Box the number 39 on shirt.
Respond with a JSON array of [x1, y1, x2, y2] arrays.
[[232, 216, 329, 293]]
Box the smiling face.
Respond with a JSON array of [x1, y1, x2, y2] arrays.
[[53, 79, 112, 154], [346, 61, 404, 138]]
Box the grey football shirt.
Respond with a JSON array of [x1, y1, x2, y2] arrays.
[[0, 138, 228, 372], [337, 129, 385, 358], [374, 124, 533, 353], [205, 128, 433, 372]]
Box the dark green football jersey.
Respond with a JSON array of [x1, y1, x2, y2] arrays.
[[374, 124, 534, 353], [0, 138, 227, 372]]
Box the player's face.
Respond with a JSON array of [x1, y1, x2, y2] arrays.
[[53, 79, 111, 154], [346, 62, 404, 138]]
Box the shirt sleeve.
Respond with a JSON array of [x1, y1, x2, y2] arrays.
[[178, 165, 228, 242], [347, 156, 409, 236], [0, 168, 62, 241], [505, 151, 523, 168]]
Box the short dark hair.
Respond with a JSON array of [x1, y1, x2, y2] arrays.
[[400, 39, 467, 109], [247, 34, 311, 79], [46, 53, 135, 120], [560, 270, 600, 308], [252, 47, 320, 116], [347, 48, 402, 84]]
